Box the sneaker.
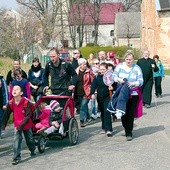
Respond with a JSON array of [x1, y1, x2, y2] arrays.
[[91, 113, 98, 120], [86, 119, 92, 124], [145, 104, 151, 108], [96, 112, 101, 118], [100, 130, 106, 134], [126, 136, 133, 141], [30, 151, 36, 157], [106, 131, 112, 137], [115, 110, 123, 119], [12, 159, 20, 165], [80, 122, 86, 127]]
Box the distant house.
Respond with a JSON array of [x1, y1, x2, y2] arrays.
[[69, 2, 124, 47], [114, 12, 141, 49]]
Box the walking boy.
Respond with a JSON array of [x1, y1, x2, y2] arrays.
[[2, 85, 36, 165]]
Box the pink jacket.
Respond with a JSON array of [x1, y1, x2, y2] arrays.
[[38, 107, 51, 128]]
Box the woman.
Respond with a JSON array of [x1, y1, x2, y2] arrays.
[[108, 50, 143, 141], [6, 60, 27, 86], [75, 58, 94, 127], [28, 57, 44, 101], [153, 55, 165, 98]]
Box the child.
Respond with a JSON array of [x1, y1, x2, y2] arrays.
[[35, 102, 51, 133], [2, 85, 36, 165], [90, 62, 115, 137], [43, 100, 62, 136], [0, 76, 8, 138], [9, 69, 31, 100]]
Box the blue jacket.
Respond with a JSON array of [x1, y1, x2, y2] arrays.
[[153, 60, 165, 78], [0, 76, 8, 108]]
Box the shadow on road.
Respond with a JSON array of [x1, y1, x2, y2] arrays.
[[133, 125, 165, 138]]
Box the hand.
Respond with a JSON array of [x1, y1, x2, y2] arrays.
[[91, 94, 95, 99], [2, 105, 6, 110], [68, 85, 75, 91], [108, 85, 113, 91], [127, 82, 136, 87], [117, 78, 125, 84], [151, 64, 155, 68], [43, 86, 49, 94]]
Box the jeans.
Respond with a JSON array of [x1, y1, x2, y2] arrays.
[[13, 128, 35, 160], [0, 108, 4, 136], [78, 96, 90, 122], [91, 98, 96, 114]]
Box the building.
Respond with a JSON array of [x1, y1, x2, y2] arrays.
[[141, 0, 170, 68], [69, 2, 124, 47], [115, 12, 141, 49]]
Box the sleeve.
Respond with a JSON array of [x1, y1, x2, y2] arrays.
[[2, 78, 9, 106], [6, 71, 12, 86], [160, 63, 165, 77], [17, 102, 32, 130], [67, 63, 78, 86], [43, 63, 50, 87], [9, 85, 14, 100], [1, 104, 12, 130], [90, 76, 97, 95], [153, 60, 159, 72], [22, 70, 27, 79], [26, 82, 31, 99], [28, 69, 31, 81]]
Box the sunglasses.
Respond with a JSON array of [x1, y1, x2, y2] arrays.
[[73, 52, 79, 54]]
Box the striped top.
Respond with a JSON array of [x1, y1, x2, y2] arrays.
[[113, 62, 143, 95]]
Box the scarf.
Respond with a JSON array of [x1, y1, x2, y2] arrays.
[[31, 63, 42, 72]]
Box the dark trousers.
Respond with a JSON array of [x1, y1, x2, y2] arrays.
[[142, 78, 153, 105], [97, 97, 112, 131], [154, 76, 162, 96], [121, 95, 139, 137]]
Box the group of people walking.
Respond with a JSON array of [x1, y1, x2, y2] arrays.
[[0, 48, 165, 165]]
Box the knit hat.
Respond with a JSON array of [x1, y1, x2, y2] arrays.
[[108, 51, 115, 58], [50, 100, 60, 111]]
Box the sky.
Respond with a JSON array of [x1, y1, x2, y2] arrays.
[[0, 0, 18, 9]]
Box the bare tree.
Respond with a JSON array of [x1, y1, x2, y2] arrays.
[[118, 0, 141, 11], [68, 0, 87, 48], [16, 0, 60, 48], [0, 9, 40, 59]]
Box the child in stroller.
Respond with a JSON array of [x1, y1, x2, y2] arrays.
[[35, 102, 51, 133], [43, 100, 62, 136]]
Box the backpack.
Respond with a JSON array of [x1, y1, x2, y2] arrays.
[[9, 97, 35, 120]]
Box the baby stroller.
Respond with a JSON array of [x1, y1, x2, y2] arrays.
[[32, 94, 79, 153]]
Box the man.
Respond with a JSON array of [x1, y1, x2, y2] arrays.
[[137, 50, 158, 108], [98, 51, 107, 63], [72, 49, 82, 69], [43, 48, 77, 95]]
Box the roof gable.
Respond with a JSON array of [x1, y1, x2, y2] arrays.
[[69, 2, 124, 25]]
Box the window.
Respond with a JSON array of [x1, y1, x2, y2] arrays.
[[110, 30, 114, 36], [155, 0, 170, 11]]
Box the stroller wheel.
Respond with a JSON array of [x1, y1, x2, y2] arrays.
[[68, 117, 79, 145], [37, 135, 46, 153]]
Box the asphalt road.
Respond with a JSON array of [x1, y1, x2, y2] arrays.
[[1, 76, 170, 170]]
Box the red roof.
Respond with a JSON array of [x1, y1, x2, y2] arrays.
[[69, 2, 124, 25]]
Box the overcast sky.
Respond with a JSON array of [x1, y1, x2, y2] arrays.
[[0, 0, 18, 9]]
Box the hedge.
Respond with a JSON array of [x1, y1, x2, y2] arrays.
[[80, 46, 141, 60]]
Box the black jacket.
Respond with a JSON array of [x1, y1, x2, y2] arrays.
[[43, 59, 77, 95], [137, 58, 159, 82]]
